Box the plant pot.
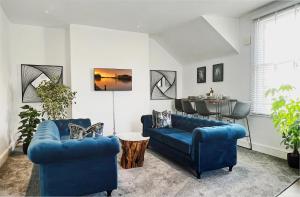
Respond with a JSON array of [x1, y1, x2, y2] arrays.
[[287, 153, 299, 169], [23, 143, 29, 154]]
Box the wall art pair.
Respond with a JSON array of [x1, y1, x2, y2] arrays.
[[197, 63, 224, 83]]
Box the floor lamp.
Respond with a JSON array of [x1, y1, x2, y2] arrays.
[[112, 91, 116, 136]]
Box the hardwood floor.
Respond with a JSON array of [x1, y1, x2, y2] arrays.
[[278, 178, 300, 197]]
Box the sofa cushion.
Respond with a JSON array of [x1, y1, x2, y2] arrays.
[[146, 128, 192, 154]]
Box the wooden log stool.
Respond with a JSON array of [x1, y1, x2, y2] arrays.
[[118, 133, 149, 169]]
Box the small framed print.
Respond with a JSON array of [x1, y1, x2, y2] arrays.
[[213, 63, 224, 82], [197, 66, 206, 83]]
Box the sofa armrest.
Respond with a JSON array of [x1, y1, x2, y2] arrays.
[[192, 124, 246, 143], [191, 124, 246, 173], [28, 136, 120, 164], [141, 115, 153, 129]]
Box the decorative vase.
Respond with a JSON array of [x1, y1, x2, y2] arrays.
[[287, 153, 299, 169], [23, 142, 29, 154]]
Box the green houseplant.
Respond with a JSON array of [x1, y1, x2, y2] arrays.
[[266, 85, 300, 168], [37, 79, 76, 120], [18, 105, 42, 154]]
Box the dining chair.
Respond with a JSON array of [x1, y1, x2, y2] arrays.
[[195, 100, 219, 119], [181, 99, 197, 116], [175, 99, 184, 115], [222, 101, 252, 150]]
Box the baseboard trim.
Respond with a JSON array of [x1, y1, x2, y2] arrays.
[[0, 147, 10, 168], [238, 139, 288, 160]]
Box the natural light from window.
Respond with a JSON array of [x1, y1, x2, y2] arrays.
[[252, 5, 300, 115]]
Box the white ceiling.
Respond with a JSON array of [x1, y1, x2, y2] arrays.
[[1, 0, 273, 33]]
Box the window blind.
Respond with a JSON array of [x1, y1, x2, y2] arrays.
[[252, 5, 300, 115]]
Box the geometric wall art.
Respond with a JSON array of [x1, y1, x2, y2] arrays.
[[150, 70, 177, 100], [21, 64, 63, 103]]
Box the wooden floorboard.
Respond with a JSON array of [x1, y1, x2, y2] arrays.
[[277, 177, 300, 197]]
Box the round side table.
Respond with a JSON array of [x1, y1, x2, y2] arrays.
[[117, 132, 149, 169]]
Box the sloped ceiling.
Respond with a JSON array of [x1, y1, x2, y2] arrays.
[[151, 16, 239, 64], [203, 15, 240, 53]]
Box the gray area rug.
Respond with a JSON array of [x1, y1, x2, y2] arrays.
[[26, 148, 299, 197]]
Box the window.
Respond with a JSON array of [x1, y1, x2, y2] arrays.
[[252, 5, 300, 115]]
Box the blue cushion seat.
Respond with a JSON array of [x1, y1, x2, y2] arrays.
[[145, 128, 192, 154]]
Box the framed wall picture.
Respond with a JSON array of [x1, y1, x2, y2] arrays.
[[150, 70, 177, 100], [21, 64, 63, 103], [213, 63, 224, 82], [197, 66, 206, 83], [94, 68, 132, 91]]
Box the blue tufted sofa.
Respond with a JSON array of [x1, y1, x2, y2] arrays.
[[141, 115, 246, 178], [28, 119, 120, 196]]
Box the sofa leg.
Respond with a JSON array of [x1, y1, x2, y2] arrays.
[[107, 190, 113, 196], [196, 171, 201, 179], [229, 166, 233, 171]]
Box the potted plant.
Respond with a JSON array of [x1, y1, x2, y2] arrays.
[[17, 105, 42, 154], [266, 85, 300, 169], [36, 79, 76, 120]]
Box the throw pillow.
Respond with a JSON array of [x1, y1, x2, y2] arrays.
[[68, 122, 104, 139], [69, 124, 86, 139], [152, 110, 172, 128], [85, 122, 104, 137]]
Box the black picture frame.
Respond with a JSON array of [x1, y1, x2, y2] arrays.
[[150, 70, 177, 100], [213, 63, 224, 82], [197, 66, 206, 83], [21, 64, 63, 103]]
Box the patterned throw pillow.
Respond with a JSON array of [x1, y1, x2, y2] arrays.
[[69, 124, 86, 139], [85, 122, 104, 137], [152, 110, 172, 128], [69, 122, 104, 139]]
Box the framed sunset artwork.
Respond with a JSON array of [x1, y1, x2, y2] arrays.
[[94, 68, 132, 91]]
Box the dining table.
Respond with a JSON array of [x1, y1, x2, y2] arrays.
[[186, 96, 237, 120]]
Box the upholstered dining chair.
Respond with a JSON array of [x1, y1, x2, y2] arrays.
[[175, 99, 184, 115], [195, 100, 219, 119], [222, 101, 252, 150], [181, 99, 197, 116]]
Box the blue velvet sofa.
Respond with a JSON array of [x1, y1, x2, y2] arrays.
[[141, 115, 246, 178], [28, 119, 120, 196]]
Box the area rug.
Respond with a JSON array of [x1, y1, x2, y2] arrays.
[[0, 149, 33, 196], [24, 148, 299, 197]]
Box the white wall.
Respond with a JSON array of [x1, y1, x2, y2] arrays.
[[0, 5, 12, 166], [9, 24, 69, 145], [183, 17, 287, 159], [183, 53, 250, 101], [70, 25, 151, 135], [149, 38, 182, 113]]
